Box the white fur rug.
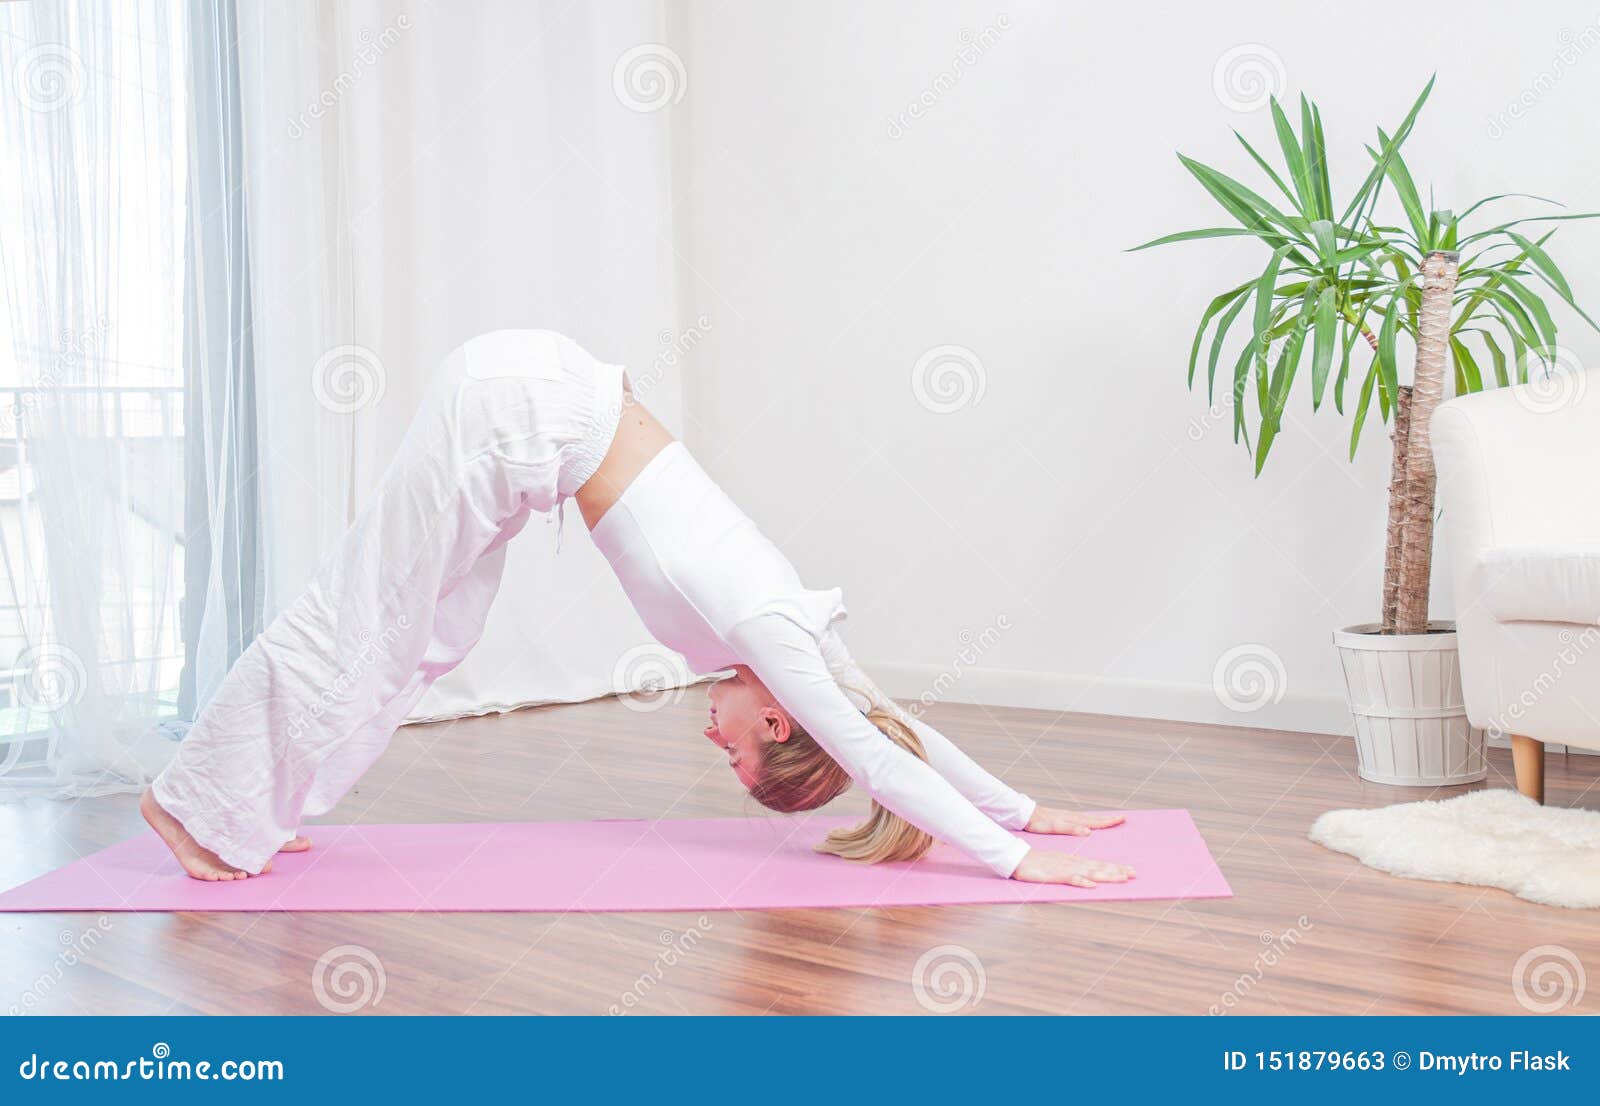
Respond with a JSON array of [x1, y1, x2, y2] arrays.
[[1309, 789, 1600, 909]]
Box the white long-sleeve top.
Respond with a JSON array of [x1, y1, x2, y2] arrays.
[[590, 441, 1034, 877]]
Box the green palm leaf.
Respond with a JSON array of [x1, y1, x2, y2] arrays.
[[1135, 74, 1594, 475]]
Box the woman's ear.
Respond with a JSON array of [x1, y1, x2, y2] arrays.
[[760, 707, 793, 744]]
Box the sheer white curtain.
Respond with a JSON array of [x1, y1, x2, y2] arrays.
[[236, 0, 690, 719], [0, 0, 198, 796], [0, 0, 691, 807]]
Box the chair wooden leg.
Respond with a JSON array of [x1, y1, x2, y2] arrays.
[[1511, 734, 1545, 804]]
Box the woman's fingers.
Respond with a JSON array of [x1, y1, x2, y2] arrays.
[[1057, 863, 1133, 887], [1013, 849, 1136, 886], [1035, 809, 1126, 834], [1071, 862, 1126, 883]]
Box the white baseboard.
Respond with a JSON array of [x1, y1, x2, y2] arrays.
[[407, 661, 1596, 757], [869, 662, 1598, 755], [867, 662, 1355, 736], [1484, 734, 1590, 756]]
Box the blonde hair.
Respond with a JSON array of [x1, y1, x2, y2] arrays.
[[749, 705, 934, 865]]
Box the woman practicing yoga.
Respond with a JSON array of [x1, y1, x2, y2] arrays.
[[142, 331, 1135, 886]]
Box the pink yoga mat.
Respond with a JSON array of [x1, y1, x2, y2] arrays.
[[0, 809, 1229, 913]]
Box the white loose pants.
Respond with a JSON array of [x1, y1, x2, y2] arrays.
[[152, 331, 624, 871]]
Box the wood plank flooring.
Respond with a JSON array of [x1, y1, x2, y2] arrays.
[[2, 692, 1594, 1015]]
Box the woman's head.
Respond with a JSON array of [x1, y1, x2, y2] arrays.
[[702, 666, 790, 792], [703, 666, 935, 864]]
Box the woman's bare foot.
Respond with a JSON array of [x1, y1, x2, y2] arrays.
[[279, 835, 313, 853], [139, 788, 258, 881]]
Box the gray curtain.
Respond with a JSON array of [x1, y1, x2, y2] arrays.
[[179, 0, 264, 721], [0, 0, 264, 797]]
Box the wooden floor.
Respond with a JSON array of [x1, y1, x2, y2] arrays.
[[2, 692, 1595, 1016]]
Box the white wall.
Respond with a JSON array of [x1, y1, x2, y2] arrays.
[[669, 0, 1600, 733]]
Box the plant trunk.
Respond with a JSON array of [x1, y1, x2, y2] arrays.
[[1379, 386, 1411, 633], [1391, 250, 1459, 636]]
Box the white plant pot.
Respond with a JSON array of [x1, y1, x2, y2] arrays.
[[1332, 621, 1487, 786]]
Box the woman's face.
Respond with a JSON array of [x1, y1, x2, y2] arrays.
[[703, 666, 790, 791]]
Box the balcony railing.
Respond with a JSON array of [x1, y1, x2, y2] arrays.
[[0, 384, 186, 746]]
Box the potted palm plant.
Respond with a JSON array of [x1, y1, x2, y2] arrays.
[[1136, 79, 1596, 785]]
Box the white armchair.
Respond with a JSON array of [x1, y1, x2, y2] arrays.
[[1432, 374, 1600, 803]]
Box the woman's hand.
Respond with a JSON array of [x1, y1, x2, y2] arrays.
[[1025, 805, 1125, 836], [1011, 849, 1136, 887]]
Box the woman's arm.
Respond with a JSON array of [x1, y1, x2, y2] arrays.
[[815, 631, 1036, 830], [725, 614, 1029, 878]]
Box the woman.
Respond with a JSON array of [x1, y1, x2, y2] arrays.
[[142, 331, 1134, 887]]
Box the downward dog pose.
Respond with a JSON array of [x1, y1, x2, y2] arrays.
[[142, 331, 1134, 885]]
